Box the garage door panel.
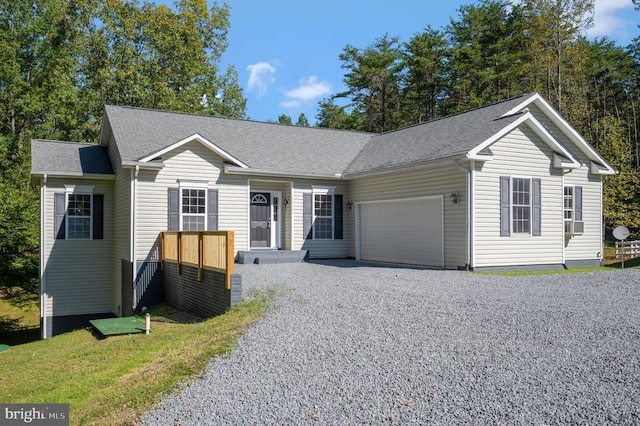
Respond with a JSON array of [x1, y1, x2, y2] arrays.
[[359, 198, 443, 267]]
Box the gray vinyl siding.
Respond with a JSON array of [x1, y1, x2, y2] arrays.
[[348, 163, 467, 269], [291, 180, 350, 258], [527, 104, 604, 262], [43, 178, 114, 317], [135, 141, 249, 261], [108, 132, 131, 316], [473, 125, 564, 267]]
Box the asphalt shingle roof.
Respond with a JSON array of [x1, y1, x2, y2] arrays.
[[344, 94, 534, 176], [103, 106, 374, 177], [32, 93, 542, 178], [31, 140, 113, 176]]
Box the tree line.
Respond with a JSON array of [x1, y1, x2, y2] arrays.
[[0, 0, 245, 293], [1, 0, 638, 293], [316, 0, 640, 233]]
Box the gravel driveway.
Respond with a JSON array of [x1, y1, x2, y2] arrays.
[[142, 261, 640, 425]]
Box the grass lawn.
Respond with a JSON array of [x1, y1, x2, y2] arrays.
[[477, 249, 640, 276], [0, 290, 275, 425]]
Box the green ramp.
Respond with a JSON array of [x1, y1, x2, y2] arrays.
[[90, 317, 148, 337]]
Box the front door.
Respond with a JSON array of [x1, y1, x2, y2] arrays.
[[250, 192, 271, 248]]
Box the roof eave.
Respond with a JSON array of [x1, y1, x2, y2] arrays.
[[224, 165, 344, 180], [121, 161, 164, 170], [31, 171, 115, 180], [343, 154, 466, 179]]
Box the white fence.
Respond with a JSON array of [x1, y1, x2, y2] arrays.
[[615, 240, 640, 259]]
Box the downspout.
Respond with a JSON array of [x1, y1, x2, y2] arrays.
[[561, 174, 566, 265], [290, 181, 295, 250], [470, 160, 475, 269], [599, 175, 604, 266], [40, 174, 47, 339], [455, 160, 472, 269]]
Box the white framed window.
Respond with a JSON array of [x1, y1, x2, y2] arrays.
[[563, 185, 583, 235], [314, 193, 333, 239], [181, 188, 206, 231], [312, 186, 335, 240], [67, 193, 93, 239], [564, 185, 574, 234], [512, 177, 531, 234]]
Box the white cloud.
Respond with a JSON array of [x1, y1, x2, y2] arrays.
[[284, 76, 332, 103], [587, 0, 636, 41], [279, 100, 301, 108], [246, 62, 277, 97]]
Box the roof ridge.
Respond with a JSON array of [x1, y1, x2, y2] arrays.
[[105, 105, 375, 135], [374, 92, 536, 137]]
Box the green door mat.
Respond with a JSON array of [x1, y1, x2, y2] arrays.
[[90, 317, 149, 337]]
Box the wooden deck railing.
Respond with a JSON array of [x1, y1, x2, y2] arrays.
[[161, 231, 235, 289]]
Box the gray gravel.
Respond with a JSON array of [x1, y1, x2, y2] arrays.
[[142, 260, 640, 425]]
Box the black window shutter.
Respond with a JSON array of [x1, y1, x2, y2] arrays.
[[208, 189, 218, 231], [93, 194, 104, 240], [532, 178, 541, 236], [168, 188, 179, 231], [500, 176, 510, 237], [54, 193, 66, 240], [303, 193, 313, 239], [575, 186, 583, 221], [334, 194, 343, 239]]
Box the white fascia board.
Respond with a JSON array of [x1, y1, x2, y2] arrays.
[[224, 165, 344, 180], [502, 93, 615, 174], [466, 153, 494, 161], [591, 161, 616, 175], [30, 171, 115, 180], [121, 161, 164, 170], [553, 153, 580, 169], [138, 133, 248, 168], [468, 113, 580, 168]]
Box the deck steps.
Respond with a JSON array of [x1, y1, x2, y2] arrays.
[[237, 250, 308, 264]]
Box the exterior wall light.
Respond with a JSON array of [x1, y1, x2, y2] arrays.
[[347, 201, 353, 211], [450, 193, 459, 205]]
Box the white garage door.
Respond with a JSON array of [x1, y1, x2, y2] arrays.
[[358, 197, 443, 267]]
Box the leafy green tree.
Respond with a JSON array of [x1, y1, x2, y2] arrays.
[[277, 114, 293, 125], [335, 34, 405, 132], [315, 98, 364, 130], [444, 0, 529, 112], [402, 26, 448, 123], [296, 113, 310, 127], [594, 115, 640, 228], [520, 0, 594, 116], [0, 0, 247, 294], [0, 136, 39, 294]]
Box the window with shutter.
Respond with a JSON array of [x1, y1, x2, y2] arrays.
[[500, 176, 541, 237], [54, 189, 104, 240]]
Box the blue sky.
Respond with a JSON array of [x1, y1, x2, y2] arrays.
[[178, 0, 639, 124]]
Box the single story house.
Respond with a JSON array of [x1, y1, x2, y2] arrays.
[[31, 92, 615, 338]]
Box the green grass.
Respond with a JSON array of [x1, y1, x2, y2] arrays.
[[0, 287, 40, 345], [477, 255, 640, 276], [0, 292, 275, 425]]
